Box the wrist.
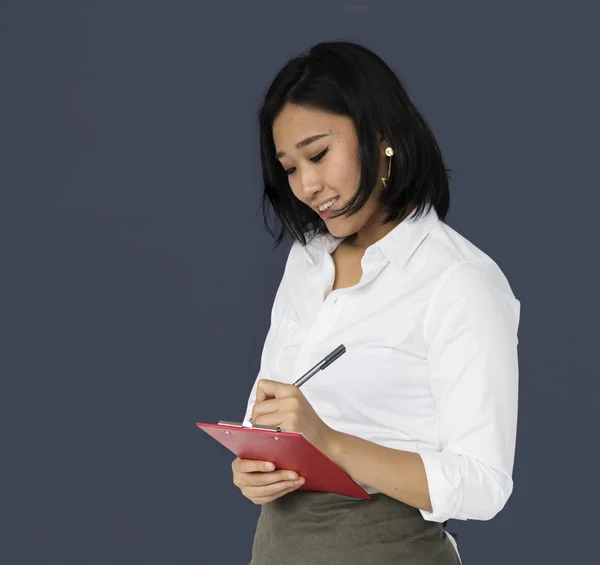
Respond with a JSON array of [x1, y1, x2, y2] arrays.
[[321, 425, 344, 462]]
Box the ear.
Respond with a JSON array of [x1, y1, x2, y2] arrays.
[[377, 132, 390, 151]]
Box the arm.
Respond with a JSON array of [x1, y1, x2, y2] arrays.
[[242, 243, 301, 424], [323, 259, 521, 522], [324, 429, 434, 512]]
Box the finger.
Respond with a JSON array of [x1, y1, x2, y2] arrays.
[[252, 398, 282, 419], [256, 379, 296, 402], [253, 397, 302, 426], [235, 459, 276, 473], [236, 469, 299, 488], [239, 469, 299, 487], [252, 411, 287, 429], [244, 477, 305, 499], [252, 482, 305, 505], [254, 379, 277, 404]]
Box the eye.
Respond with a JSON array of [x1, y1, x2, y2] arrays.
[[284, 148, 329, 176], [310, 147, 329, 163]]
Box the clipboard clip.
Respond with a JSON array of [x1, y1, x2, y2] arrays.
[[218, 420, 282, 432]]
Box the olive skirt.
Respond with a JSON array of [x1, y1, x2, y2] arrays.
[[249, 490, 461, 565]]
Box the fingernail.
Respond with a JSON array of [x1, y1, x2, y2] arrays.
[[294, 479, 304, 486], [287, 473, 296, 480], [264, 463, 274, 470]]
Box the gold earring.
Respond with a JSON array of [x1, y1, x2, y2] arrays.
[[381, 146, 394, 187]]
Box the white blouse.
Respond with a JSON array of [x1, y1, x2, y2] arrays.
[[242, 204, 520, 524]]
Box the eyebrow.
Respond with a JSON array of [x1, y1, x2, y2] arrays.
[[275, 133, 330, 159]]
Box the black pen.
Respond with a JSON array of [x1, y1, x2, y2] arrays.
[[292, 344, 346, 387], [249, 344, 346, 423]]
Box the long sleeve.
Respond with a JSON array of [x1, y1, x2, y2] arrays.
[[241, 285, 284, 426], [242, 329, 273, 426], [241, 244, 298, 425], [418, 259, 520, 522]]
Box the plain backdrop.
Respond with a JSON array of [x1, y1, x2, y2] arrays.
[[1, 1, 598, 563]]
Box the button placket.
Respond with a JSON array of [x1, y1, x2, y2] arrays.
[[302, 291, 349, 353]]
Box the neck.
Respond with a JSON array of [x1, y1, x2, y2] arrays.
[[345, 202, 417, 250]]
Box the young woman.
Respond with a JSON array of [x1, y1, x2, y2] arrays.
[[232, 41, 520, 565]]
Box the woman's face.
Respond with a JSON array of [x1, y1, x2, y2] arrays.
[[272, 103, 389, 239]]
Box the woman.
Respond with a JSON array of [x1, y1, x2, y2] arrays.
[[232, 41, 520, 565]]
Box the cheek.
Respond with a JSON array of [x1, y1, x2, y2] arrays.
[[330, 154, 359, 194]]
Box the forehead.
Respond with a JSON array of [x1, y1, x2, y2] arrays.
[[272, 104, 348, 147]]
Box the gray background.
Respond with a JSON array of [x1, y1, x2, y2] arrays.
[[1, 1, 598, 563]]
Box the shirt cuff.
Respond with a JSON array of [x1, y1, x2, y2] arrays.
[[418, 451, 464, 522], [418, 450, 513, 522]]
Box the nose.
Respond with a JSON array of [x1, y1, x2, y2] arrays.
[[296, 168, 323, 201]]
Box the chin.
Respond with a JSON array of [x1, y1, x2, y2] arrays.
[[325, 221, 355, 239]]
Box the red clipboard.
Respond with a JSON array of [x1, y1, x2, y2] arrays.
[[196, 421, 371, 499]]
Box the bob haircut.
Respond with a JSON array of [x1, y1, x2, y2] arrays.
[[258, 40, 450, 247]]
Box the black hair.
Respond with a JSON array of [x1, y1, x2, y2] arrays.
[[258, 40, 451, 247]]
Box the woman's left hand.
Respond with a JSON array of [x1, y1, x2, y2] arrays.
[[251, 379, 336, 455]]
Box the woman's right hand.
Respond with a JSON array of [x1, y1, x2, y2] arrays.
[[231, 457, 305, 505]]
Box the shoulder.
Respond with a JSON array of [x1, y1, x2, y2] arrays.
[[413, 219, 514, 293], [424, 220, 497, 266], [417, 222, 520, 335], [432, 221, 514, 289]]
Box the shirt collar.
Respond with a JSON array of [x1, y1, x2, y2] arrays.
[[301, 203, 440, 271]]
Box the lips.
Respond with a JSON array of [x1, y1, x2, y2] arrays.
[[318, 199, 340, 220], [314, 196, 339, 214]]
